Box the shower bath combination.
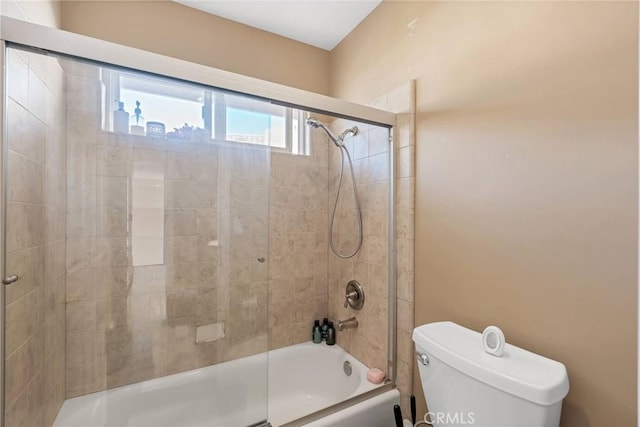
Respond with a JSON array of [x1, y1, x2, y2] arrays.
[[0, 18, 397, 427], [306, 117, 363, 258]]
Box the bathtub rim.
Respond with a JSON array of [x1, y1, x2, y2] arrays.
[[280, 382, 395, 427]]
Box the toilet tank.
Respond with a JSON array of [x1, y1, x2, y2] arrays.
[[413, 322, 569, 427]]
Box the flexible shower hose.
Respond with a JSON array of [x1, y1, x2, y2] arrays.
[[329, 144, 363, 258]]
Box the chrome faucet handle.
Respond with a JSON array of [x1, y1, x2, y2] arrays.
[[344, 280, 365, 310], [344, 290, 358, 308]]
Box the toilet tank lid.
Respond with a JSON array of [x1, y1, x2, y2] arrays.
[[413, 321, 569, 406]]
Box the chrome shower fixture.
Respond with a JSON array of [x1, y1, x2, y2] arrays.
[[338, 126, 358, 142], [305, 116, 363, 259], [305, 117, 358, 147]]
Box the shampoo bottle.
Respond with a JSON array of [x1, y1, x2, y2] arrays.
[[312, 320, 322, 344], [113, 101, 129, 134], [326, 321, 336, 346], [321, 317, 329, 341]]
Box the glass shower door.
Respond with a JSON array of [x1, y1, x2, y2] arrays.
[[3, 45, 271, 427], [2, 46, 67, 427]]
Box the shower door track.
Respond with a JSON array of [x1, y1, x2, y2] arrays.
[[0, 17, 395, 128]]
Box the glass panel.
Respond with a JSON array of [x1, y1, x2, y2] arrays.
[[3, 44, 392, 427], [266, 116, 391, 425], [225, 94, 286, 148], [102, 70, 210, 139], [3, 46, 270, 427], [120, 84, 205, 133], [3, 47, 67, 427]]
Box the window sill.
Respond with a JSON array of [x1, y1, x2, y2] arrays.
[[98, 130, 302, 155]]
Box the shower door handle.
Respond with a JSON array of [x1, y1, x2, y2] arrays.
[[2, 275, 19, 285]]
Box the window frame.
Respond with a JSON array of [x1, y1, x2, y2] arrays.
[[102, 70, 308, 154]]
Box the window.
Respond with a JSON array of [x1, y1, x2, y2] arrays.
[[102, 70, 308, 154], [222, 94, 306, 154], [120, 75, 205, 133]]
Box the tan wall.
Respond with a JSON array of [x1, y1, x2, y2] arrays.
[[330, 2, 638, 426], [60, 0, 329, 94]]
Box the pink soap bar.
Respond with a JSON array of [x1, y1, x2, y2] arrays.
[[367, 368, 386, 384]]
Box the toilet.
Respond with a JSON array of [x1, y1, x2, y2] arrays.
[[413, 321, 569, 427]]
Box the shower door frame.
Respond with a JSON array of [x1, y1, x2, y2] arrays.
[[0, 40, 5, 427], [0, 17, 394, 126], [0, 16, 398, 427]]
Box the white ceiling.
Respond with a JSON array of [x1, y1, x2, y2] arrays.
[[173, 0, 381, 50]]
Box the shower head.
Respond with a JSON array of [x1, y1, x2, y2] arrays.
[[306, 116, 341, 147], [305, 117, 321, 129], [305, 117, 358, 148], [338, 127, 358, 141]]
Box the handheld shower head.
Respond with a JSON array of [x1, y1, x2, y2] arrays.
[[305, 117, 321, 128], [304, 117, 363, 258], [305, 117, 359, 147], [305, 116, 341, 147], [338, 127, 358, 142]]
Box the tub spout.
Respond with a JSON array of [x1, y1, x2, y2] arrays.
[[337, 317, 358, 331]]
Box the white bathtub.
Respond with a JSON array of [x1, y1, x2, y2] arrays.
[[54, 342, 398, 427]]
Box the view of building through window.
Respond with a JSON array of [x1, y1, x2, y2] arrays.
[[108, 71, 307, 153], [119, 89, 203, 133], [226, 107, 285, 147]]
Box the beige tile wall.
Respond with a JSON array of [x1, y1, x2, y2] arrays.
[[0, 0, 61, 29], [326, 119, 391, 373], [63, 63, 229, 395], [325, 82, 416, 415], [216, 144, 269, 361], [63, 62, 331, 397], [268, 133, 329, 349], [4, 48, 67, 427]]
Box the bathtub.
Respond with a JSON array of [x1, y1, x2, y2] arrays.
[[54, 342, 398, 427]]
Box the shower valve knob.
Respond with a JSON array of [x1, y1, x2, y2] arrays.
[[344, 290, 357, 308], [344, 280, 365, 310]]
